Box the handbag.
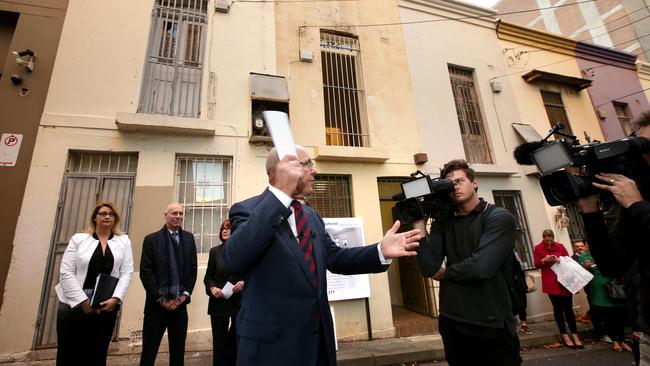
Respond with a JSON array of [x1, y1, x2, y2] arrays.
[[604, 280, 626, 300], [525, 272, 537, 293]]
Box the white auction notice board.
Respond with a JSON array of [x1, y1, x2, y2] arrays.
[[323, 217, 371, 301]]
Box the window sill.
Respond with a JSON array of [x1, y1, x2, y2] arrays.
[[313, 145, 390, 163], [115, 112, 216, 136], [471, 164, 519, 177]]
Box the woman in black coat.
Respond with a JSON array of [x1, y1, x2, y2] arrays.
[[204, 219, 244, 365]]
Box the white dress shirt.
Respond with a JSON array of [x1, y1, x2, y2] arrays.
[[268, 185, 391, 264]]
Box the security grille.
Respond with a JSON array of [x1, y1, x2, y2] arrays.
[[377, 177, 408, 201], [139, 0, 208, 118], [175, 156, 232, 253], [321, 30, 369, 147], [448, 66, 492, 164], [35, 151, 138, 348], [493, 191, 535, 270], [541, 91, 574, 137], [565, 203, 586, 241], [308, 175, 352, 218]]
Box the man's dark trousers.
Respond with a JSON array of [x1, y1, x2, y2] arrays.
[[140, 300, 188, 366]]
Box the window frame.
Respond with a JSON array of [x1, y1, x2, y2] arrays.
[[174, 155, 232, 254]]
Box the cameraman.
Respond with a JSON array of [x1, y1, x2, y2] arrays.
[[576, 113, 650, 362], [413, 159, 521, 366]]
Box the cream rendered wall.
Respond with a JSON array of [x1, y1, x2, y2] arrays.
[[274, 0, 423, 340], [0, 0, 277, 353]]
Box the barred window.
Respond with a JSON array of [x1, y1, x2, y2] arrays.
[[614, 102, 633, 136], [139, 0, 208, 118], [308, 175, 353, 218], [493, 191, 535, 270], [175, 156, 232, 253], [541, 91, 574, 137], [321, 30, 369, 147], [448, 65, 492, 164]]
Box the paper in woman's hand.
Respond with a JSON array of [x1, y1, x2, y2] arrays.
[[263, 111, 297, 159], [222, 281, 235, 300]]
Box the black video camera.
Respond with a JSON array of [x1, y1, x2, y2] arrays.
[[392, 171, 457, 226], [514, 123, 650, 206]]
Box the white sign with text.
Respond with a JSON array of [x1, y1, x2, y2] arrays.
[[0, 133, 23, 167], [324, 217, 371, 301]]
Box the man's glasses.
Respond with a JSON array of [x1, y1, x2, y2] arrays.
[[299, 159, 314, 170], [97, 212, 116, 217]]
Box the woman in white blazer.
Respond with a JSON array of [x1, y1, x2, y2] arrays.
[[55, 202, 134, 366]]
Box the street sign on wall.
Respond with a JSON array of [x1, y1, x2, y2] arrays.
[[0, 133, 23, 167]]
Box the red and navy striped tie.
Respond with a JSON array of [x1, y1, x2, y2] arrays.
[[291, 200, 318, 286]]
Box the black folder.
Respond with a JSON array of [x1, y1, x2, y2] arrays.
[[90, 273, 119, 308]]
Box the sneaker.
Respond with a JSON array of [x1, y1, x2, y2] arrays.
[[600, 335, 613, 344]]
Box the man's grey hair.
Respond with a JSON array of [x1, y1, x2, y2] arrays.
[[265, 145, 307, 179]]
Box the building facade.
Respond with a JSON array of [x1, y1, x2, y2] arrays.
[[0, 0, 425, 356]]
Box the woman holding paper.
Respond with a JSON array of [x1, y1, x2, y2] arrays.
[[55, 202, 134, 366], [204, 219, 244, 365], [534, 229, 584, 349]]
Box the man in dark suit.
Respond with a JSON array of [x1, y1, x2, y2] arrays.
[[223, 146, 421, 366], [140, 202, 198, 366]]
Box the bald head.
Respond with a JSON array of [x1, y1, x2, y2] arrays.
[[266, 146, 308, 180], [164, 202, 184, 231]]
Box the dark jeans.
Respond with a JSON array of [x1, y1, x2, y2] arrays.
[[56, 302, 119, 366], [439, 316, 522, 366], [548, 294, 577, 334], [591, 305, 628, 343], [140, 302, 188, 366], [210, 314, 236, 366]]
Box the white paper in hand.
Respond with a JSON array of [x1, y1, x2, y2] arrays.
[[222, 281, 235, 300], [263, 111, 297, 159]]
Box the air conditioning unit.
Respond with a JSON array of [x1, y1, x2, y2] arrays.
[[249, 73, 290, 143], [215, 0, 231, 13]]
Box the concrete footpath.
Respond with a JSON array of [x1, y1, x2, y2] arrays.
[[0, 321, 593, 365]]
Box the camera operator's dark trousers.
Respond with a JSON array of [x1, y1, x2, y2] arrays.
[[439, 316, 522, 366], [140, 301, 188, 366]]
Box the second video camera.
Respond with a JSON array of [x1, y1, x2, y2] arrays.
[[392, 171, 456, 226]]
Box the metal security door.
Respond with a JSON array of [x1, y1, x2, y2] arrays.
[[35, 164, 135, 348]]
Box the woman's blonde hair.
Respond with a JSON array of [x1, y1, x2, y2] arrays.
[[87, 201, 123, 235]]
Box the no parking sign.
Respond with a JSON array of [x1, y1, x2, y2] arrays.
[[0, 133, 23, 167]]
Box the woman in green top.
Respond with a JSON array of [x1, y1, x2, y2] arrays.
[[579, 252, 632, 352]]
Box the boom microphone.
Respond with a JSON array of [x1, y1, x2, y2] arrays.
[[514, 141, 548, 165]]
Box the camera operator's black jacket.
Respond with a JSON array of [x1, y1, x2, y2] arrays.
[[418, 199, 517, 332], [581, 195, 650, 332]]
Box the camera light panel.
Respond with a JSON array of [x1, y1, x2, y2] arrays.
[[531, 141, 572, 175], [402, 177, 432, 199]]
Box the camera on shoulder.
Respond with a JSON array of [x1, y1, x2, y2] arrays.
[[391, 171, 457, 227], [514, 123, 650, 206]]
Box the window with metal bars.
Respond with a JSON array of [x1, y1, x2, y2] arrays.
[[492, 191, 535, 270], [540, 90, 574, 137], [565, 203, 585, 241], [175, 156, 232, 253], [308, 175, 353, 218], [614, 102, 633, 136], [448, 65, 492, 164], [139, 0, 207, 118], [320, 30, 369, 148]]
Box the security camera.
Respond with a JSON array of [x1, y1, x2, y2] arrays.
[[12, 49, 35, 72], [10, 74, 23, 85]]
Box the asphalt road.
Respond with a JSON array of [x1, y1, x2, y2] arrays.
[[414, 341, 636, 366]]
